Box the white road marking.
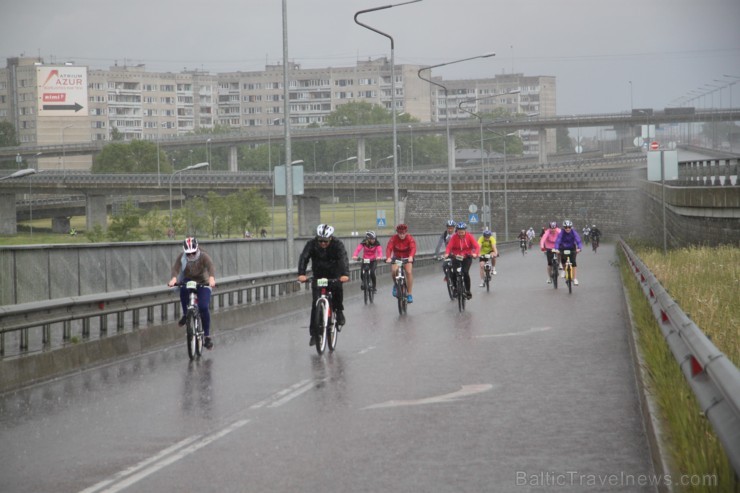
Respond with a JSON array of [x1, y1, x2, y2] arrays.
[[267, 380, 317, 408], [79, 419, 250, 493], [358, 346, 376, 354], [475, 326, 552, 338], [363, 384, 493, 410], [249, 379, 312, 409]]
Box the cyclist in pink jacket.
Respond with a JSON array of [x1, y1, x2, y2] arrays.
[[539, 221, 562, 284], [352, 231, 384, 292]]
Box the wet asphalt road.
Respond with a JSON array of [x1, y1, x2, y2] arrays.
[[0, 242, 656, 493]]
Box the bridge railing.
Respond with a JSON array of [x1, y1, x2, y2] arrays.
[[619, 240, 740, 475]]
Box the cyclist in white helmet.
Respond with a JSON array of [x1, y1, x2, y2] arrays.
[[297, 224, 350, 346]]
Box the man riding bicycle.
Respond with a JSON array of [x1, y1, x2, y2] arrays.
[[297, 224, 350, 347], [590, 224, 601, 250], [445, 222, 480, 299], [478, 228, 499, 286], [352, 230, 384, 292], [539, 221, 561, 284], [386, 223, 416, 303], [434, 219, 457, 281], [554, 219, 583, 285], [167, 237, 217, 349]]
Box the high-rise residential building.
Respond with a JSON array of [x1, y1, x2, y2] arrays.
[[0, 56, 555, 168]]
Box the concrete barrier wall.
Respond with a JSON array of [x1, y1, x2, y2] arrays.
[[0, 234, 440, 306]]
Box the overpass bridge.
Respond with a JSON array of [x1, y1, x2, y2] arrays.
[[2, 108, 739, 171]]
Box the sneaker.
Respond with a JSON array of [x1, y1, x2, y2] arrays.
[[407, 294, 413, 303], [204, 337, 213, 350], [574, 279, 579, 286], [547, 278, 552, 284], [335, 310, 345, 326], [392, 285, 397, 297], [560, 271, 565, 278], [465, 291, 473, 300], [309, 336, 317, 347], [493, 269, 497, 275], [178, 316, 186, 327], [479, 282, 485, 287]]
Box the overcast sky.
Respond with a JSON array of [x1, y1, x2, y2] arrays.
[[2, 0, 739, 115]]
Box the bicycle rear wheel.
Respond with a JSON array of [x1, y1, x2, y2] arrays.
[[445, 271, 455, 300], [457, 277, 465, 312], [362, 273, 369, 305], [552, 265, 558, 289], [368, 277, 375, 304], [314, 300, 328, 355], [396, 280, 407, 315]]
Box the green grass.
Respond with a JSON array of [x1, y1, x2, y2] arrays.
[[1, 200, 397, 246], [620, 244, 738, 492]]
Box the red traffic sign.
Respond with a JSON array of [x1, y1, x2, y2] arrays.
[[650, 141, 659, 150]]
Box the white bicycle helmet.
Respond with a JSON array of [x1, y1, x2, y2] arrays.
[[365, 230, 376, 240], [563, 220, 573, 228], [183, 237, 199, 254], [316, 224, 334, 239]]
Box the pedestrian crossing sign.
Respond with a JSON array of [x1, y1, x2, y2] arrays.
[[469, 213, 479, 224], [377, 217, 386, 227]]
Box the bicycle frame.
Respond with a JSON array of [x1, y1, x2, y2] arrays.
[[481, 254, 493, 292], [451, 255, 467, 312], [312, 278, 338, 354], [180, 280, 205, 360], [550, 249, 560, 289], [393, 259, 409, 315], [361, 258, 374, 304], [562, 250, 574, 294], [442, 258, 455, 300]]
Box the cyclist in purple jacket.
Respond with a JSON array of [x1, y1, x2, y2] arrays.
[[553, 220, 583, 285]]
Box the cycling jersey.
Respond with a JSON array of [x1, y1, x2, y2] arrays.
[[554, 229, 583, 251], [386, 233, 417, 259], [446, 232, 480, 257], [539, 227, 561, 250], [477, 236, 497, 255], [353, 240, 383, 260]]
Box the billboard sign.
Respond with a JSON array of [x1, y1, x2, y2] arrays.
[[36, 66, 88, 116]]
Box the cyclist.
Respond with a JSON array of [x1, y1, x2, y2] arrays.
[[478, 228, 499, 286], [590, 224, 602, 250], [385, 223, 416, 303], [526, 227, 536, 249], [554, 219, 583, 285], [298, 224, 350, 347], [445, 222, 480, 299], [352, 230, 384, 292], [539, 221, 561, 284], [517, 229, 528, 254], [167, 237, 217, 349], [582, 225, 591, 245], [434, 219, 457, 281]]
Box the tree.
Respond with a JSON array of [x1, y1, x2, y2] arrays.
[[92, 140, 171, 173], [556, 127, 572, 153], [0, 121, 18, 147], [230, 189, 269, 235], [107, 199, 142, 241], [142, 208, 168, 240]]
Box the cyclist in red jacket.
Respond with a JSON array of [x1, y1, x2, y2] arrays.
[[445, 222, 480, 299], [385, 223, 416, 303]]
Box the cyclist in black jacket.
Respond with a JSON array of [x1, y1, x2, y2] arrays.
[[297, 224, 350, 346]]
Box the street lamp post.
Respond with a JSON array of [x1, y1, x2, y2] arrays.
[[408, 125, 414, 171], [169, 162, 209, 233], [418, 52, 496, 218], [487, 129, 516, 240], [353, 158, 372, 234], [459, 90, 521, 229], [331, 156, 357, 223], [61, 125, 74, 177], [206, 138, 212, 172], [355, 0, 422, 226]]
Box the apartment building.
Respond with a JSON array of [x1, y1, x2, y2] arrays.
[[0, 56, 555, 168]]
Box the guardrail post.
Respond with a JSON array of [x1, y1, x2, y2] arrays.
[[43, 324, 50, 346], [20, 328, 29, 350], [132, 309, 140, 328], [117, 312, 124, 331], [63, 320, 71, 340], [147, 306, 154, 323], [99, 314, 107, 335], [82, 318, 90, 339]]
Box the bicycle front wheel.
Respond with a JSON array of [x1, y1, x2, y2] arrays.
[[314, 299, 328, 355], [397, 281, 407, 315], [327, 313, 338, 351], [457, 278, 465, 312], [186, 310, 198, 360], [362, 273, 369, 305]]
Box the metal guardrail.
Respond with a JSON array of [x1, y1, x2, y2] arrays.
[[0, 255, 438, 359], [619, 240, 740, 475]]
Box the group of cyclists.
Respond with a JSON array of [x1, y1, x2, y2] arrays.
[[168, 218, 601, 349]]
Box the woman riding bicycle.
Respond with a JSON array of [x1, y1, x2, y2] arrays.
[[297, 224, 350, 347], [539, 221, 561, 284], [352, 230, 384, 292], [444, 222, 480, 299], [478, 228, 498, 286], [167, 237, 217, 349], [434, 220, 457, 280], [385, 223, 416, 303], [554, 220, 583, 285]]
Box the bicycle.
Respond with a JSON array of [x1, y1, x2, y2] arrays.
[[441, 257, 455, 300], [306, 277, 341, 355], [562, 250, 575, 294], [392, 258, 410, 315], [450, 255, 469, 312], [550, 249, 560, 289], [359, 258, 376, 305], [480, 254, 494, 292], [592, 236, 600, 253], [520, 239, 528, 256], [176, 280, 207, 360]]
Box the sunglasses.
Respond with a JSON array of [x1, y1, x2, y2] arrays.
[[564, 226, 572, 229]]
